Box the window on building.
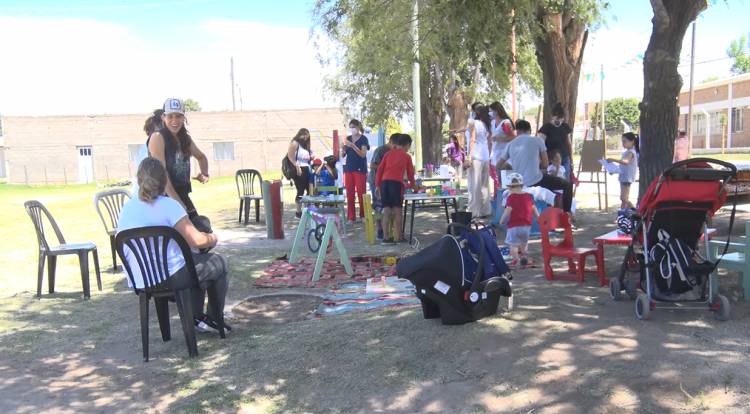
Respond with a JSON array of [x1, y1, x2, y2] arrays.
[[709, 111, 722, 133], [732, 107, 744, 133], [693, 114, 705, 134], [213, 142, 235, 161]]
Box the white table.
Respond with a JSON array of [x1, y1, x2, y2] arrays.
[[402, 193, 468, 243]]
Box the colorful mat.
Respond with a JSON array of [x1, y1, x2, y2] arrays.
[[315, 280, 421, 316], [255, 255, 398, 288]]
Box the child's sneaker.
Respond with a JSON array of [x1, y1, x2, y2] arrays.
[[194, 316, 219, 334], [204, 316, 232, 335], [519, 256, 529, 266], [509, 258, 520, 267]]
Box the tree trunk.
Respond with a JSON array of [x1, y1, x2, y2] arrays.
[[420, 62, 447, 167], [639, 0, 707, 196], [534, 6, 588, 131], [446, 85, 470, 149]]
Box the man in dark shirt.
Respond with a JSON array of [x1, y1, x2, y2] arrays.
[[368, 133, 399, 240]]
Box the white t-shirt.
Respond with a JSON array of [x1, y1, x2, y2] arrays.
[[490, 119, 513, 165], [296, 144, 311, 167], [471, 120, 491, 162], [117, 196, 188, 289], [547, 164, 567, 179]]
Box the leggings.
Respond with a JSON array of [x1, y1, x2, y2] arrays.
[[292, 166, 311, 202], [171, 253, 228, 321]]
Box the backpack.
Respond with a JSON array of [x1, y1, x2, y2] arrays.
[[649, 229, 713, 294], [282, 146, 299, 180]]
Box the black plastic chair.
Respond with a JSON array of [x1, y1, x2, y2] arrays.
[[115, 226, 225, 362], [235, 169, 263, 224], [94, 189, 131, 272], [24, 200, 102, 299]]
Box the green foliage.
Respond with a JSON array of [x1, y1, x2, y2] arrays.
[[184, 98, 201, 112], [727, 33, 750, 75], [701, 76, 720, 83], [313, 0, 543, 125], [590, 97, 640, 134]]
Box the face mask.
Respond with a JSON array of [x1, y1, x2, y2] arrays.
[[552, 119, 562, 127], [490, 111, 497, 118], [350, 127, 358, 136]]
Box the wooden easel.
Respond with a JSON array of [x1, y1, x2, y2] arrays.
[[576, 130, 609, 211]]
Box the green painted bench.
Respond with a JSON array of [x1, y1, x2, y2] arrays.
[[710, 221, 750, 300]]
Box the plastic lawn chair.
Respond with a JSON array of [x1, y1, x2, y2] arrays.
[[94, 189, 131, 272], [235, 169, 263, 224]]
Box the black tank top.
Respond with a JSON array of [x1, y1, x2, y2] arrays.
[[152, 127, 192, 192]]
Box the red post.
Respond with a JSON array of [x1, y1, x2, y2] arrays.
[[332, 129, 340, 160]]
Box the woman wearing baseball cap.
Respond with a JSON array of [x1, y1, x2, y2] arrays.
[[147, 98, 210, 225]]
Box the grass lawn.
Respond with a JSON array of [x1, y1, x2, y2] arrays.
[[1, 168, 749, 413]]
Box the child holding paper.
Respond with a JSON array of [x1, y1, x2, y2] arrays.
[[607, 132, 639, 209]]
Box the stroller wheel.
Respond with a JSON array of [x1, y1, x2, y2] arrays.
[[624, 278, 638, 300], [635, 293, 651, 320], [609, 278, 622, 301], [712, 294, 731, 321]]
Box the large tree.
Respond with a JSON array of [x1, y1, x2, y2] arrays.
[[314, 0, 541, 165], [638, 0, 707, 196], [527, 0, 601, 128]]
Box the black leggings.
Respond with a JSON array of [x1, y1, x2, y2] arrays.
[[532, 174, 573, 212], [292, 166, 311, 202]]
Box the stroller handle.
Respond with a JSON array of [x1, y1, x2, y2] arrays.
[[665, 158, 737, 179], [447, 222, 486, 297]]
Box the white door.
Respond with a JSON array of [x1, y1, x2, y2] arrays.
[[77, 146, 93, 183]]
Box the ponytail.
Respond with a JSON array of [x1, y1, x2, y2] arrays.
[[623, 132, 640, 154]]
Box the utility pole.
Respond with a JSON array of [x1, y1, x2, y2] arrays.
[[230, 57, 236, 111], [510, 9, 518, 120], [411, 0, 422, 168], [687, 22, 696, 156], [238, 85, 243, 111]]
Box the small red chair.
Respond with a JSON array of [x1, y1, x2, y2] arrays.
[[539, 208, 606, 285]]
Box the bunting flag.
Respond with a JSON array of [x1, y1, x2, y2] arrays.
[[581, 54, 644, 82]]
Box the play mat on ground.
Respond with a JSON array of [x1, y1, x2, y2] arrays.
[[255, 255, 398, 288], [315, 278, 421, 316]]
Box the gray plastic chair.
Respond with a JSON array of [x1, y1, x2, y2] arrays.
[[94, 189, 131, 271], [235, 169, 264, 224], [24, 200, 101, 299]]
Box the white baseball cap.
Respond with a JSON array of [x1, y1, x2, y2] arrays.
[[163, 98, 185, 115], [506, 172, 524, 187]]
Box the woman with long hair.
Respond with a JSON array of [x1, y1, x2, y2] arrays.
[[287, 128, 313, 218], [340, 119, 370, 222], [117, 157, 230, 334], [147, 98, 210, 221], [489, 101, 516, 196], [465, 105, 492, 217]]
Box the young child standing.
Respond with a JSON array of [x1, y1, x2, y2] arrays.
[[369, 133, 399, 240], [499, 173, 539, 266], [607, 132, 639, 209], [375, 134, 417, 244]]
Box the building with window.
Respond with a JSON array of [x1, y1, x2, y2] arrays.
[[678, 72, 750, 149], [0, 108, 345, 184]]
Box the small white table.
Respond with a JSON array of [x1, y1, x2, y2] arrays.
[[402, 193, 468, 244]]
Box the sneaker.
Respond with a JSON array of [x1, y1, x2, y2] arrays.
[[194, 316, 219, 334], [395, 238, 408, 244], [382, 238, 395, 245], [203, 316, 232, 335], [520, 257, 529, 266], [509, 258, 520, 267]]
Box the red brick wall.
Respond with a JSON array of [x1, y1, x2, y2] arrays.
[[2, 108, 345, 184]]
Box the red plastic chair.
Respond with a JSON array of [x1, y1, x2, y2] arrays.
[[539, 208, 606, 285]]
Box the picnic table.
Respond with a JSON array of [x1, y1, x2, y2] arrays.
[[593, 228, 716, 274], [401, 193, 467, 244]]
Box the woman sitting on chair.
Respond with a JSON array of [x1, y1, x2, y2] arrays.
[[117, 157, 230, 334]]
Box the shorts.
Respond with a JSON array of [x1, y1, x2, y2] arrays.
[[380, 180, 404, 208], [505, 225, 531, 246]]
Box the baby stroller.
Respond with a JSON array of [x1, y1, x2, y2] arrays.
[[610, 158, 737, 320], [396, 222, 513, 325]]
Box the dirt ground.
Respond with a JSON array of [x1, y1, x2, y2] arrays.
[[1, 192, 749, 413]]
